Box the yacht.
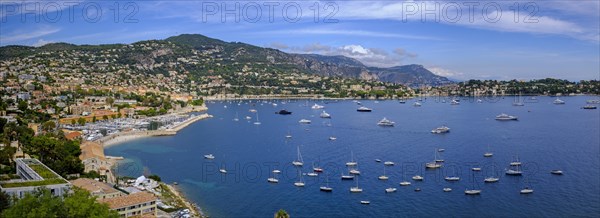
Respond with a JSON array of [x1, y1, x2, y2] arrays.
[[426, 149, 443, 169], [495, 113, 518, 121], [586, 99, 600, 104], [219, 169, 227, 174], [484, 177, 499, 183], [520, 187, 534, 194], [582, 105, 597, 109], [438, 148, 445, 152], [445, 176, 460, 181], [375, 159, 382, 162], [553, 97, 565, 104], [450, 99, 460, 105], [464, 189, 481, 195], [245, 116, 252, 120], [377, 117, 395, 126], [319, 111, 331, 118], [349, 169, 361, 175], [551, 170, 563, 175], [399, 181, 411, 186], [431, 125, 450, 134], [272, 170, 281, 174], [443, 188, 452, 192], [384, 161, 395, 166], [298, 119, 311, 124], [204, 154, 215, 159], [275, 109, 292, 115], [267, 177, 279, 183], [360, 201, 370, 204], [472, 167, 481, 171], [249, 109, 257, 113], [357, 106, 372, 112], [385, 187, 397, 193], [413, 102, 422, 107], [328, 136, 337, 141], [412, 175, 424, 181]]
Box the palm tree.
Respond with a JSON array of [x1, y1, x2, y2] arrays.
[[274, 209, 289, 218]]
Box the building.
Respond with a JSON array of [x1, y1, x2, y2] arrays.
[[79, 141, 113, 182], [71, 178, 124, 200], [98, 192, 158, 217], [0, 159, 71, 198]]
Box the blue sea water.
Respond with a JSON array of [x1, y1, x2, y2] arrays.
[[106, 96, 600, 217]]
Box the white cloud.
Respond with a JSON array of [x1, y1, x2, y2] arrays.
[[427, 66, 463, 78], [261, 28, 443, 41], [269, 42, 418, 67], [32, 39, 54, 47], [0, 26, 60, 43]]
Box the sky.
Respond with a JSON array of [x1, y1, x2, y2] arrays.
[[0, 0, 599, 81]]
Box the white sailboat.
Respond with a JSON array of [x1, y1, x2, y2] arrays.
[[320, 110, 331, 118], [253, 113, 261, 125], [320, 175, 333, 192], [484, 145, 493, 157], [350, 176, 363, 193], [292, 146, 304, 166], [267, 171, 279, 183], [233, 112, 239, 121], [294, 169, 305, 187], [378, 165, 389, 180], [513, 92, 525, 106], [346, 151, 357, 166], [465, 171, 481, 195], [506, 156, 523, 176], [425, 149, 442, 169]]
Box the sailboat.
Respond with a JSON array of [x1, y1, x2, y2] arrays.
[[425, 149, 442, 169], [465, 171, 481, 195], [253, 113, 261, 125], [292, 146, 304, 166], [320, 175, 333, 192], [233, 112, 239, 121], [350, 176, 363, 193], [513, 92, 525, 106], [484, 145, 493, 157], [346, 151, 357, 166], [341, 172, 355, 180], [378, 165, 389, 180], [294, 169, 305, 187], [285, 130, 292, 138], [520, 179, 534, 194], [506, 156, 523, 176], [267, 171, 279, 183], [312, 160, 323, 172]]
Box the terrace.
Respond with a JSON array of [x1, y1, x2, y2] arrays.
[[0, 158, 69, 192]]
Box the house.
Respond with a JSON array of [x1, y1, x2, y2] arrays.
[[64, 131, 82, 140], [98, 192, 158, 217], [79, 141, 112, 182], [71, 178, 124, 200], [0, 159, 71, 199]]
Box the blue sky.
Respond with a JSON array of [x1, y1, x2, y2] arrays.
[[1, 0, 598, 81]]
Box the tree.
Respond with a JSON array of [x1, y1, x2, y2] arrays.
[[0, 191, 10, 213], [147, 174, 161, 182], [102, 115, 108, 120], [106, 97, 114, 107], [275, 209, 289, 218], [77, 118, 86, 126], [42, 121, 56, 132], [1, 188, 118, 218], [17, 100, 28, 111], [92, 116, 97, 123]]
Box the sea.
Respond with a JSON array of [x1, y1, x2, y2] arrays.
[[106, 96, 600, 217]]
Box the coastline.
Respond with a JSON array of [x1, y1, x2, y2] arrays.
[[97, 113, 212, 148], [94, 107, 212, 217]]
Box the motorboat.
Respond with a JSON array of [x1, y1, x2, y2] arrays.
[[219, 169, 227, 173], [412, 175, 423, 181], [399, 181, 411, 186], [384, 161, 395, 166], [377, 117, 395, 126], [357, 106, 372, 112], [484, 177, 499, 183], [385, 188, 397, 193], [431, 125, 450, 134], [495, 113, 518, 121], [551, 170, 563, 175], [553, 98, 565, 104], [445, 176, 460, 181], [320, 111, 331, 118], [275, 109, 292, 115], [298, 119, 311, 124], [520, 187, 534, 194], [204, 154, 215, 159], [311, 103, 325, 109], [443, 188, 452, 192]]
